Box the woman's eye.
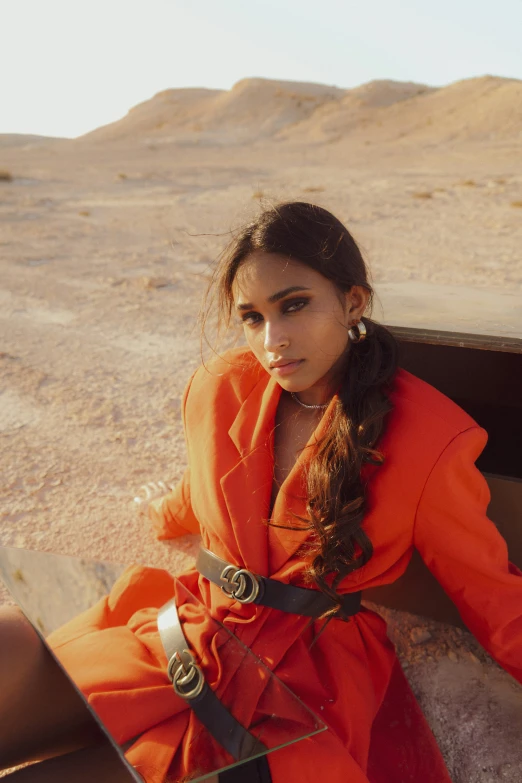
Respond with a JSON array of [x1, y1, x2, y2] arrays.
[[241, 312, 261, 325], [241, 299, 308, 326], [285, 299, 308, 313]]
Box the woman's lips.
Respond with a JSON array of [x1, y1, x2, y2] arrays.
[[271, 359, 304, 376]]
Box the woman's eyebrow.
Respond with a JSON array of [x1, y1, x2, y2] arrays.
[[236, 286, 311, 312]]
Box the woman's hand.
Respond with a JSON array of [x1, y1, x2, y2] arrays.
[[133, 481, 173, 516]]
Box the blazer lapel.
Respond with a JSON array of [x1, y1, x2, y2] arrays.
[[219, 372, 282, 577], [267, 392, 339, 576], [220, 366, 339, 579]]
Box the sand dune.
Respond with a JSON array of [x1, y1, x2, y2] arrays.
[[81, 78, 344, 144], [0, 133, 64, 149], [70, 74, 522, 148], [278, 75, 522, 145], [80, 87, 222, 143], [3, 75, 521, 151], [345, 79, 434, 108], [356, 74, 522, 144], [274, 79, 435, 142]]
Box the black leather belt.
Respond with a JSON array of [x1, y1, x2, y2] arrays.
[[196, 546, 361, 620], [157, 599, 267, 761]]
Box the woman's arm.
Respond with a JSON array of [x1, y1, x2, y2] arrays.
[[148, 466, 200, 539], [413, 426, 522, 683]]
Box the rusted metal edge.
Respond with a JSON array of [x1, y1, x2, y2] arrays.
[[384, 324, 522, 353]]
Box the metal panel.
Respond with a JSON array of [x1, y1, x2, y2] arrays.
[[362, 313, 522, 624]]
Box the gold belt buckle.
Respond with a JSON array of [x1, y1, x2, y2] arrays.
[[219, 564, 260, 603], [167, 649, 205, 700]]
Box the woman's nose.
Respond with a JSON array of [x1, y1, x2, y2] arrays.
[[264, 320, 289, 351]]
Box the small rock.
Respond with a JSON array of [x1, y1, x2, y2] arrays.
[[137, 276, 170, 290], [447, 650, 458, 662], [27, 258, 51, 267], [410, 627, 432, 645], [466, 651, 480, 664]]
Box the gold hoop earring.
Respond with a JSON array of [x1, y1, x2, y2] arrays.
[[348, 320, 367, 343]]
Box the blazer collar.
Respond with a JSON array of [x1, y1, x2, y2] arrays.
[[225, 366, 340, 574], [228, 371, 283, 457], [228, 368, 340, 458]]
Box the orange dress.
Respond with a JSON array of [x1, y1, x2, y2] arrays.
[[48, 346, 522, 783]]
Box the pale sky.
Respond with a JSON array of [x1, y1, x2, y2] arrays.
[[2, 0, 521, 139]]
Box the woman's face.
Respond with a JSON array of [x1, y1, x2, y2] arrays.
[[232, 251, 369, 406]]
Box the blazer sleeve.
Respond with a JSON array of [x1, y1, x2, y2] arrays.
[[413, 426, 522, 684], [148, 368, 201, 540]]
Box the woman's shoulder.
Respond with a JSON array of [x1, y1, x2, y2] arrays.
[[389, 367, 479, 440], [378, 368, 486, 484]]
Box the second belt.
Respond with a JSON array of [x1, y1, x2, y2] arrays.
[[196, 546, 361, 620]]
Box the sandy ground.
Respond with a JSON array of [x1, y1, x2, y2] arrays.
[[1, 75, 522, 781]]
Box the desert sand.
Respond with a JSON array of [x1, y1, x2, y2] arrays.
[[1, 74, 522, 781]]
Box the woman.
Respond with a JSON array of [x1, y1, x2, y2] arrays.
[[1, 201, 521, 783]]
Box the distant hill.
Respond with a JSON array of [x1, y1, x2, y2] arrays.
[[0, 134, 65, 149], [277, 75, 522, 145], [80, 87, 222, 143], [79, 78, 345, 144], [276, 79, 435, 142], [12, 75, 520, 150]]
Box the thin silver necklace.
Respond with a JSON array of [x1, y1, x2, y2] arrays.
[[290, 391, 329, 410]]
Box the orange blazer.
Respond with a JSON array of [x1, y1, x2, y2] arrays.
[[49, 346, 522, 783]]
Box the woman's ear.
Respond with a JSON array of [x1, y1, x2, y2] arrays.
[[344, 285, 370, 321]]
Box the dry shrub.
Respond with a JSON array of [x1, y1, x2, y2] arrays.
[[494, 178, 507, 185], [252, 190, 265, 200], [412, 191, 433, 199], [0, 169, 13, 181], [117, 173, 127, 180], [460, 179, 477, 187], [511, 200, 522, 208], [78, 210, 90, 217], [303, 186, 325, 193]]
